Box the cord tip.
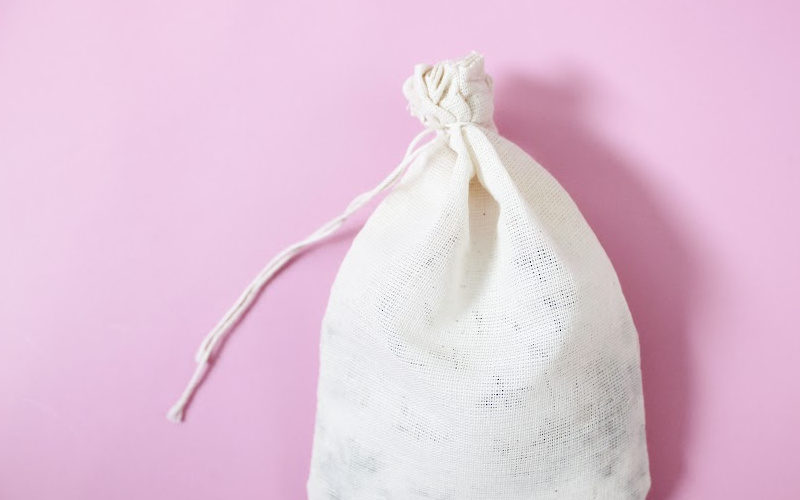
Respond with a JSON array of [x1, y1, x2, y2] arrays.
[[166, 403, 186, 423]]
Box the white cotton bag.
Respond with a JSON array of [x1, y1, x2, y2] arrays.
[[168, 51, 650, 500]]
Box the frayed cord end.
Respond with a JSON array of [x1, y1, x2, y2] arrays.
[[165, 360, 208, 424], [166, 403, 187, 423]]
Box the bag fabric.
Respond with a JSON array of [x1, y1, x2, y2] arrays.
[[305, 52, 650, 499]]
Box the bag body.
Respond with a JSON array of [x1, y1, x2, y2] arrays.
[[306, 53, 650, 499]]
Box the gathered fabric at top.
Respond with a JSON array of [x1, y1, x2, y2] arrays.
[[403, 51, 497, 131]]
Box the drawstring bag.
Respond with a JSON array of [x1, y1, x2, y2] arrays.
[[168, 51, 651, 499]]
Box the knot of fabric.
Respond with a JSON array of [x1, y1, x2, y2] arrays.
[[403, 51, 496, 131]]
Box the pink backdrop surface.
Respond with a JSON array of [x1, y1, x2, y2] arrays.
[[1, 1, 798, 499]]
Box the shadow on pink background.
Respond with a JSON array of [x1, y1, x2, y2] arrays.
[[1, 1, 798, 499]]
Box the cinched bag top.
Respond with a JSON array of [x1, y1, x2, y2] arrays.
[[402, 51, 496, 130]]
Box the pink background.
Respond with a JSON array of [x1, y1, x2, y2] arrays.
[[1, 1, 798, 499]]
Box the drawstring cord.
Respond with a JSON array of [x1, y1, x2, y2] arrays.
[[166, 125, 448, 422]]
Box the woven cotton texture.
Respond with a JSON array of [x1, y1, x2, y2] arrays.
[[306, 52, 650, 499]]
